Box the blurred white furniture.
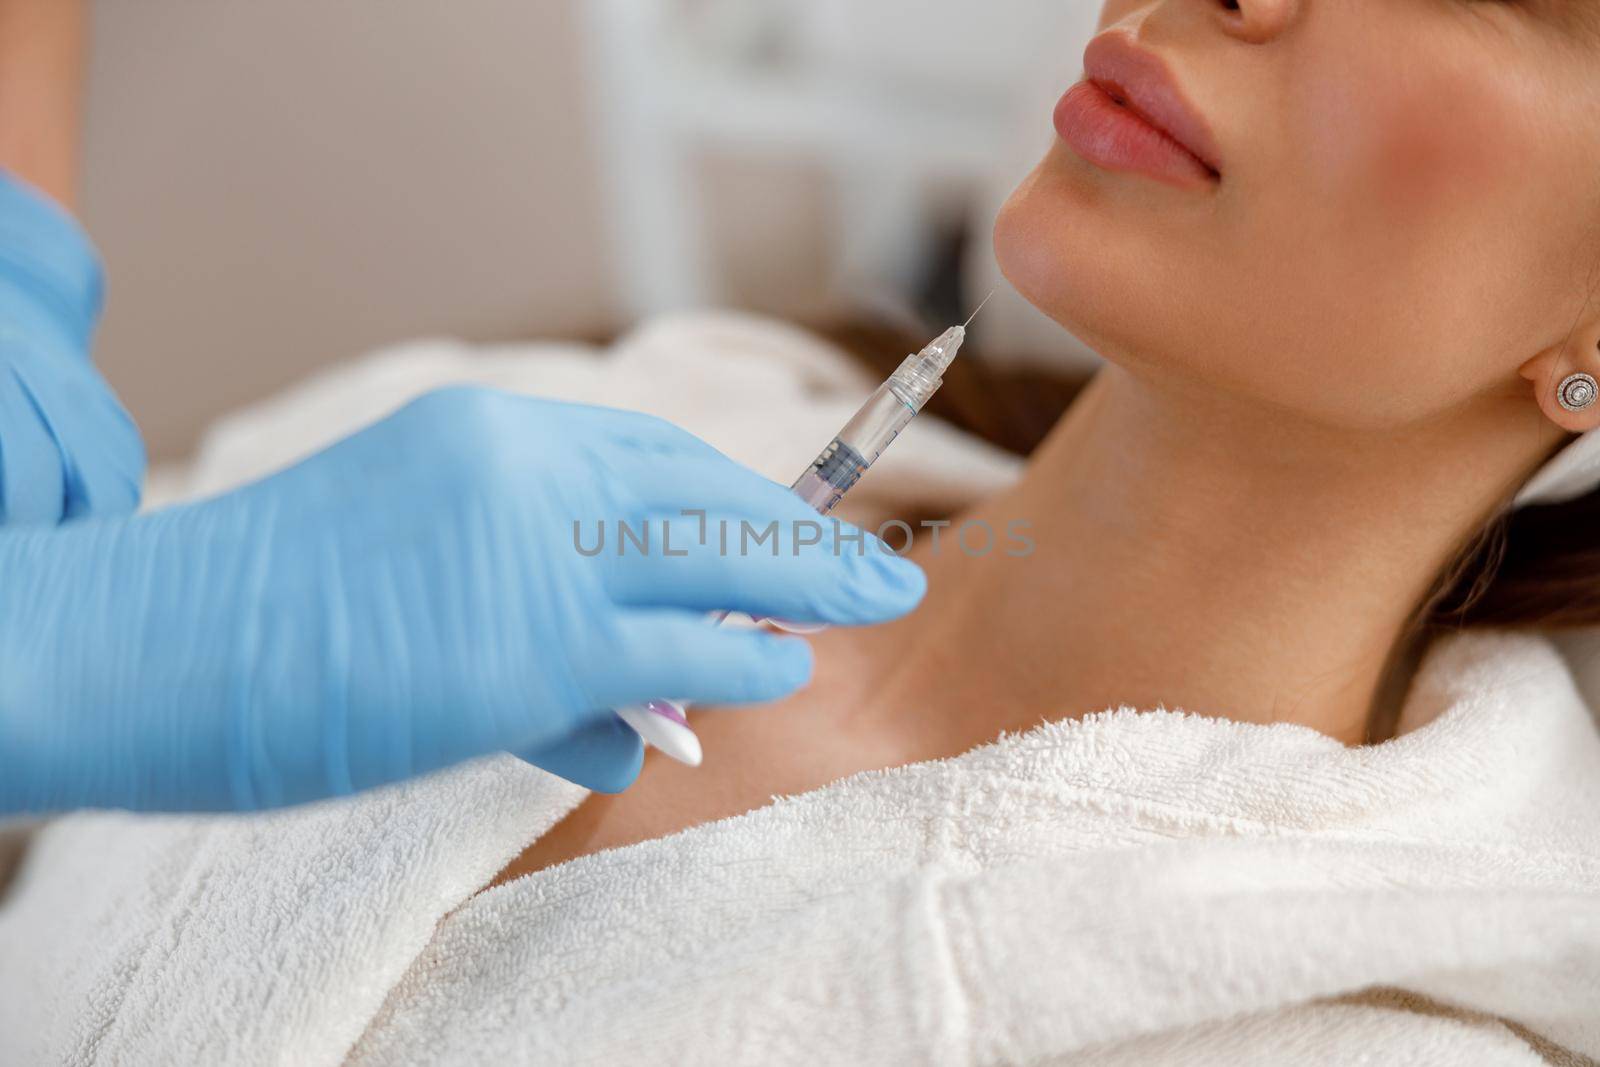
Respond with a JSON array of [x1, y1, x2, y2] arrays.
[[580, 0, 1072, 319]]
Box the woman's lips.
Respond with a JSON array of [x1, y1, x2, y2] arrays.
[[1053, 31, 1223, 190], [1053, 80, 1218, 189]]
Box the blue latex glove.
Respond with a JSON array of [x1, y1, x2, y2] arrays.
[[0, 387, 927, 812], [0, 170, 144, 523]]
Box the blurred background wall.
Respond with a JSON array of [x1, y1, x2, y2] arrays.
[[82, 0, 1101, 463]]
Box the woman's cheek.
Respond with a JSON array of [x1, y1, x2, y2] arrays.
[[1299, 50, 1531, 235]]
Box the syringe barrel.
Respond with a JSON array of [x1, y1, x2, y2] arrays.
[[788, 382, 915, 515], [618, 327, 961, 752]]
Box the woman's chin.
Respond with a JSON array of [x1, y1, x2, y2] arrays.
[[993, 146, 1216, 376], [994, 156, 1129, 351]]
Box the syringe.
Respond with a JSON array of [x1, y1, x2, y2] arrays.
[[615, 308, 981, 767]]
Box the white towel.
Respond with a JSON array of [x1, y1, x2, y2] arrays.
[[3, 312, 1598, 1065]]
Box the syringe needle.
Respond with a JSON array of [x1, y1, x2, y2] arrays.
[[962, 288, 998, 330]]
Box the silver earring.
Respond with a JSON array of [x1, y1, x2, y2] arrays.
[[1558, 372, 1598, 412]]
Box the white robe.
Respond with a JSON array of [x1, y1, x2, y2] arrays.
[[2, 312, 1598, 1065]]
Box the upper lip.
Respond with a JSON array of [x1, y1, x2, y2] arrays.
[[1082, 31, 1222, 175]]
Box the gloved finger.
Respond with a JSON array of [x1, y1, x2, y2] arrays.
[[581, 609, 816, 711], [62, 418, 143, 520], [80, 368, 146, 500], [511, 398, 718, 465], [32, 371, 145, 520], [61, 449, 141, 521], [600, 447, 829, 524], [0, 364, 65, 524], [601, 510, 926, 626], [514, 714, 644, 794], [587, 404, 732, 462]]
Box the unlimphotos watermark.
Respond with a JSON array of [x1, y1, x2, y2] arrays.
[[572, 509, 1035, 558]]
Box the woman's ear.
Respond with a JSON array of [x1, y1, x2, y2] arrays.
[[1519, 335, 1600, 432]]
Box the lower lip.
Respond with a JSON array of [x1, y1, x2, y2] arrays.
[[1053, 80, 1218, 190]]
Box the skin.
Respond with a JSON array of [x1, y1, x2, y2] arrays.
[[508, 0, 1600, 877], [0, 0, 86, 212]]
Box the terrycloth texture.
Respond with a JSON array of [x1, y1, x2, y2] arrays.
[[339, 627, 1600, 1066], [3, 312, 1600, 1065]]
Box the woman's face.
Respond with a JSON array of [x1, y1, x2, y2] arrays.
[[995, 0, 1600, 430]]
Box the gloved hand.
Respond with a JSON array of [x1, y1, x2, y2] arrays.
[[0, 387, 927, 813], [0, 170, 144, 524]]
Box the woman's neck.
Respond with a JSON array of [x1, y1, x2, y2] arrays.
[[824, 359, 1564, 748]]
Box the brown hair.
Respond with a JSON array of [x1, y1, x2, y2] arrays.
[[815, 315, 1597, 734], [1419, 474, 1600, 631]]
